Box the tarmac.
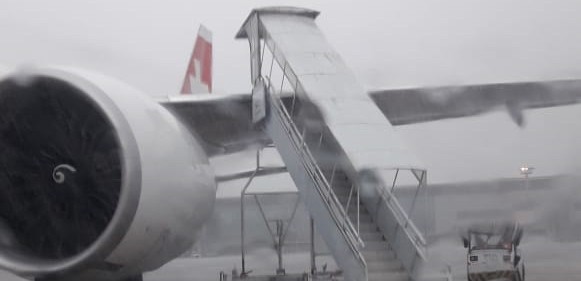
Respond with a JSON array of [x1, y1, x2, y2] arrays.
[[3, 234, 581, 280]]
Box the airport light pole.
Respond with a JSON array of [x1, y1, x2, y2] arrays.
[[520, 164, 534, 206]]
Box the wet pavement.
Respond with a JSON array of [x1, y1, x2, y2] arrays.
[[2, 237, 581, 281]]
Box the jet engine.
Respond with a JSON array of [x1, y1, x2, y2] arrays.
[[0, 67, 216, 280]]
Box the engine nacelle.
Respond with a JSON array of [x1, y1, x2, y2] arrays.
[[0, 67, 216, 280]]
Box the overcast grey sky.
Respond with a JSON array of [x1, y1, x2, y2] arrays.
[[1, 0, 581, 183], [2, 0, 581, 95]]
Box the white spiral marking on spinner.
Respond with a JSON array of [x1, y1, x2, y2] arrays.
[[52, 164, 77, 184]]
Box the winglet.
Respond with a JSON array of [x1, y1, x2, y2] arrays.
[[180, 25, 213, 94]]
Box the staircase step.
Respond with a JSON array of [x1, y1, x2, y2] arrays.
[[364, 240, 391, 249], [329, 175, 350, 182], [330, 182, 350, 189], [337, 198, 368, 213], [367, 271, 409, 281], [331, 180, 348, 186], [334, 193, 357, 203], [333, 188, 352, 196], [367, 259, 403, 272], [358, 221, 379, 232], [338, 201, 368, 213], [359, 231, 384, 242], [332, 189, 354, 197], [349, 213, 373, 223], [362, 246, 396, 260], [324, 195, 367, 213]]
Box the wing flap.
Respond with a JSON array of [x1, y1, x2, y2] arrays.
[[369, 80, 581, 126]]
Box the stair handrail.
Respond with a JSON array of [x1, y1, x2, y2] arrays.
[[264, 79, 366, 267], [376, 171, 427, 259]]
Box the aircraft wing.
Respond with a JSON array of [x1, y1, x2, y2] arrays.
[[159, 93, 268, 157], [369, 79, 581, 127], [160, 79, 581, 157]]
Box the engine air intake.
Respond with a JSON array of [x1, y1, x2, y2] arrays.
[[0, 75, 122, 260]]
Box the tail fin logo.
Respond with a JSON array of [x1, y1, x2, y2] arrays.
[[180, 25, 212, 94]]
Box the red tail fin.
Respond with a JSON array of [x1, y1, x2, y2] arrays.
[[180, 25, 212, 94]]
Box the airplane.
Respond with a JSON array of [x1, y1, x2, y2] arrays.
[[0, 6, 580, 281]]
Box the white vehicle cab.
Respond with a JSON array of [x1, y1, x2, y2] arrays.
[[462, 222, 524, 281]]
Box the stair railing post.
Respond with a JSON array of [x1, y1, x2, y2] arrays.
[[357, 184, 360, 235], [240, 148, 262, 276], [290, 80, 299, 116], [376, 168, 399, 216], [344, 184, 354, 218], [310, 217, 316, 275], [276, 220, 285, 275], [406, 170, 425, 233], [267, 45, 275, 82], [279, 62, 287, 94], [301, 127, 307, 149], [328, 162, 337, 201]]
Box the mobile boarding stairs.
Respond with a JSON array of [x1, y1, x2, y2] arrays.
[[236, 7, 429, 281]]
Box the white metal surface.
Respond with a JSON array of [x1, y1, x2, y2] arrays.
[[257, 12, 424, 171]]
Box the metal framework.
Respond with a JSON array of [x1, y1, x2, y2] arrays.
[[239, 146, 308, 277]]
